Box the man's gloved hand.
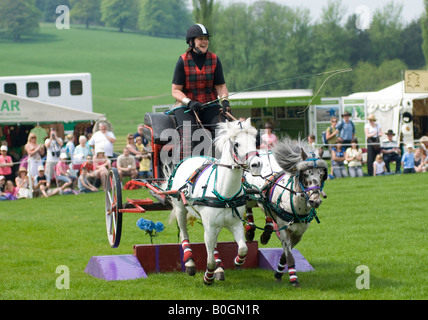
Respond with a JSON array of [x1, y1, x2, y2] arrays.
[[221, 99, 231, 113], [188, 100, 203, 112]]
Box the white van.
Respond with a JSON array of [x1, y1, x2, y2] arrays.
[[0, 73, 93, 112]]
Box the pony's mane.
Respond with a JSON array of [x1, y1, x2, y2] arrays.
[[214, 119, 257, 150], [273, 136, 326, 172]]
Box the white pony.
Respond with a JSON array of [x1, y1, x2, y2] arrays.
[[244, 137, 327, 287], [166, 118, 261, 285]]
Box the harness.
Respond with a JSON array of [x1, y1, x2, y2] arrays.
[[244, 156, 326, 231]]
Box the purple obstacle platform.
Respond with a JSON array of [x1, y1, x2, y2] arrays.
[[85, 246, 314, 281], [85, 254, 147, 281], [258, 248, 315, 272]]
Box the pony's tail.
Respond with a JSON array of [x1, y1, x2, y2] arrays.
[[161, 164, 178, 225]]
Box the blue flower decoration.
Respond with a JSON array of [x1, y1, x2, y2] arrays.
[[136, 218, 155, 232], [154, 221, 164, 233]]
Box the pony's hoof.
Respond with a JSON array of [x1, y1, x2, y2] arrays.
[[234, 264, 242, 270], [186, 266, 196, 276], [260, 231, 272, 245], [290, 280, 300, 288], [245, 227, 255, 241], [203, 279, 214, 286], [214, 267, 225, 281]]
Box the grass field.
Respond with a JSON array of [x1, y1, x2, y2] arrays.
[[0, 172, 426, 300]]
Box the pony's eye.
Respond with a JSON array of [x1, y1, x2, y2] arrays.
[[234, 142, 239, 148]]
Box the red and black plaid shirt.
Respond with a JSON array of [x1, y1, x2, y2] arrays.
[[181, 51, 218, 103]]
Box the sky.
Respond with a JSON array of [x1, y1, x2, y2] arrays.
[[214, 0, 424, 24]]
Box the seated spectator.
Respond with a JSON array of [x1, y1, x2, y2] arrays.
[[414, 148, 426, 173], [373, 154, 387, 176], [55, 153, 77, 191], [345, 138, 363, 177], [15, 167, 32, 199], [402, 144, 415, 174], [138, 142, 152, 179], [78, 166, 98, 193], [80, 155, 96, 184], [73, 135, 92, 170], [0, 175, 7, 200], [331, 138, 348, 178], [2, 180, 18, 200], [116, 147, 138, 181], [381, 130, 401, 173], [93, 146, 111, 190], [307, 134, 316, 148], [34, 166, 60, 198], [134, 124, 148, 147], [0, 145, 13, 181], [126, 133, 143, 160]]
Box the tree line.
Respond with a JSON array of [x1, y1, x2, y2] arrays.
[[0, 0, 427, 96]]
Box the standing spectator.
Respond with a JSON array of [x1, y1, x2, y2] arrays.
[[116, 147, 138, 181], [260, 123, 278, 150], [45, 128, 63, 182], [88, 122, 116, 158], [345, 138, 363, 177], [93, 146, 111, 190], [134, 124, 148, 146], [381, 130, 401, 173], [73, 135, 92, 170], [325, 116, 339, 151], [331, 138, 348, 178], [0, 145, 13, 181], [401, 144, 415, 174], [34, 166, 60, 198], [24, 133, 44, 180], [364, 114, 383, 176], [78, 166, 98, 193], [63, 133, 75, 161], [336, 111, 355, 147]]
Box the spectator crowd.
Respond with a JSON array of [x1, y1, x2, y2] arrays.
[[0, 122, 152, 201]]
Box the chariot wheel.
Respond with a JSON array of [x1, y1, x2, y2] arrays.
[[105, 167, 123, 248]]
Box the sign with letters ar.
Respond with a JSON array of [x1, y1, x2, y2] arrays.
[[404, 70, 428, 93]]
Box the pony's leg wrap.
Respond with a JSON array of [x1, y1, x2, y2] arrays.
[[182, 240, 195, 276], [288, 265, 299, 287], [245, 208, 255, 241], [234, 253, 247, 268], [260, 216, 274, 245], [214, 249, 225, 281], [274, 254, 287, 281], [182, 240, 193, 262], [203, 267, 215, 285]]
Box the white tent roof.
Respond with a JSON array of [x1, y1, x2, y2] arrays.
[[347, 81, 428, 112], [0, 92, 104, 124]]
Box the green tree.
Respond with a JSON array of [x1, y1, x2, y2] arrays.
[[422, 0, 428, 67], [0, 0, 41, 41], [139, 0, 191, 37], [369, 2, 404, 65], [101, 0, 139, 32], [70, 0, 101, 29], [192, 0, 214, 31]]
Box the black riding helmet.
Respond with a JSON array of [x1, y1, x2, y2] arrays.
[[186, 23, 211, 44]]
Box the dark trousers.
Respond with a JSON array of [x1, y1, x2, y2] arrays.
[[383, 152, 401, 173], [173, 104, 225, 158], [367, 144, 381, 176]]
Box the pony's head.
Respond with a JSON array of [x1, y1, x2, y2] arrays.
[[215, 118, 262, 175], [273, 137, 327, 208]]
